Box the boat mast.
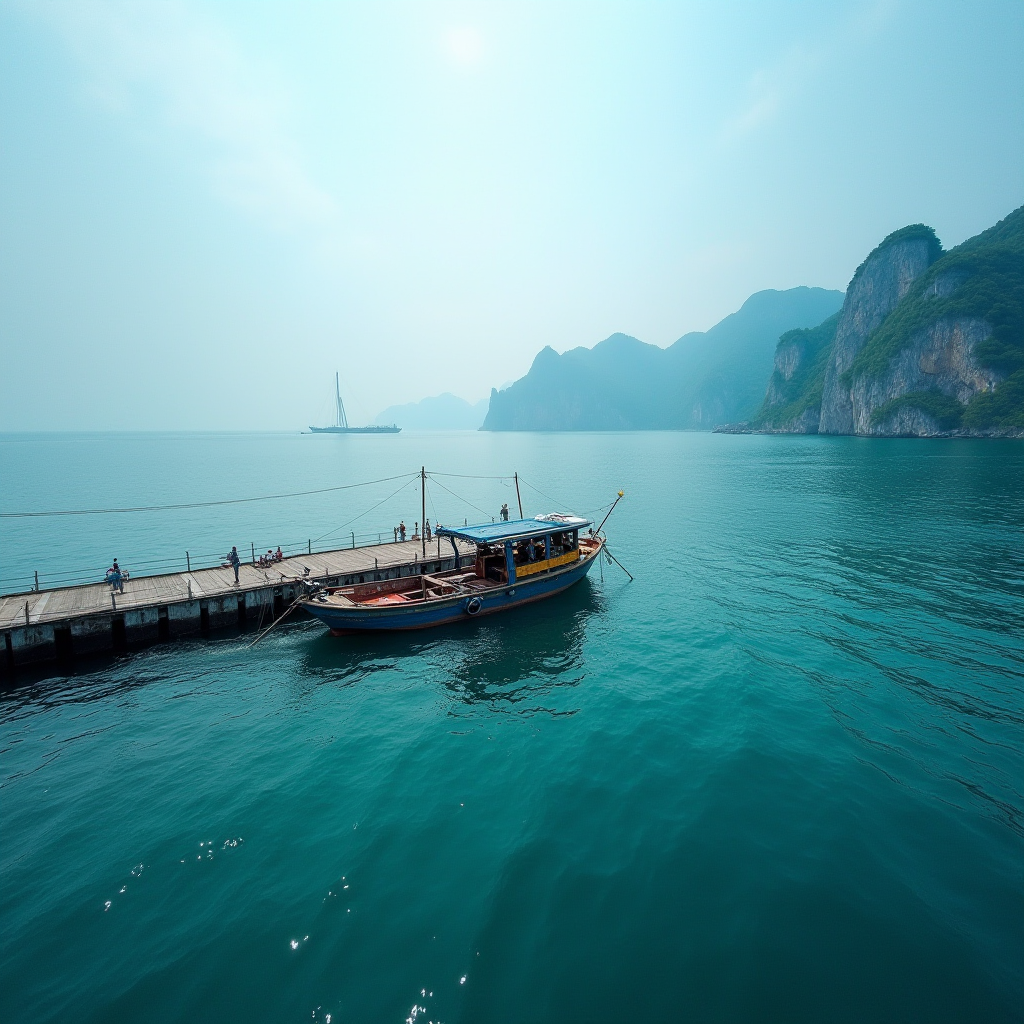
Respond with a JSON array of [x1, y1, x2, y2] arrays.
[[335, 372, 349, 429], [514, 472, 523, 518], [421, 466, 426, 557], [595, 490, 625, 536]]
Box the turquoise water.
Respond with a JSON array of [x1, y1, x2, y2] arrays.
[[2, 432, 1023, 1022]]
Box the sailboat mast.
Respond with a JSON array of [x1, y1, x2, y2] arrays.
[[335, 372, 349, 429]]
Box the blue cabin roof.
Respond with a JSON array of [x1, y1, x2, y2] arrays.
[[436, 514, 592, 545]]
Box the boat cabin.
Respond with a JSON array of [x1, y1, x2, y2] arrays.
[[437, 514, 593, 586]]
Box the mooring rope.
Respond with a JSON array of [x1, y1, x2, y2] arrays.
[[247, 594, 305, 648]]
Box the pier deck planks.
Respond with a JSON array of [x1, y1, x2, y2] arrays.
[[0, 538, 470, 629]]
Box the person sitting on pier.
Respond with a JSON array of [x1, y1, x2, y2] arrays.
[[275, 546, 283, 562]]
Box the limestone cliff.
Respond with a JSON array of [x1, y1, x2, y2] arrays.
[[818, 226, 940, 433], [748, 204, 1024, 437], [843, 204, 1024, 436]]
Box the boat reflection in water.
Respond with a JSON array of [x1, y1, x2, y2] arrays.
[[437, 578, 603, 710], [300, 577, 603, 713]]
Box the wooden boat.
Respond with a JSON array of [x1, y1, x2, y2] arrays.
[[300, 514, 604, 633]]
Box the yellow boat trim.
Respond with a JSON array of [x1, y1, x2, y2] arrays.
[[515, 549, 580, 578]]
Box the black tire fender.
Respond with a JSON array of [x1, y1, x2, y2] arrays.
[[466, 596, 483, 616]]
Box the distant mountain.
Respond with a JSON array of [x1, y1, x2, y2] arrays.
[[751, 204, 1024, 436], [375, 393, 489, 430], [481, 287, 844, 430]]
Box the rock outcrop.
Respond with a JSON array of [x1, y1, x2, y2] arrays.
[[819, 227, 939, 433]]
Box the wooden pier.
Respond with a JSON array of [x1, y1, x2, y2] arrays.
[[1, 538, 475, 677]]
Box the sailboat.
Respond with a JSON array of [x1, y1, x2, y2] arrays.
[[309, 373, 401, 434]]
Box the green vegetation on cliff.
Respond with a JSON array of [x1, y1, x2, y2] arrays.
[[963, 370, 1024, 429], [849, 223, 943, 287], [752, 312, 839, 428], [848, 206, 1024, 428], [869, 389, 965, 430], [868, 373, 1024, 432]]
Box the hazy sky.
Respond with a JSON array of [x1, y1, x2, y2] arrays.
[[1, 1, 1021, 429]]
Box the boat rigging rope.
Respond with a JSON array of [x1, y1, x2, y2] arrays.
[[517, 475, 571, 510], [310, 476, 421, 546], [518, 477, 617, 518], [427, 471, 515, 481], [427, 477, 492, 518], [0, 472, 421, 519], [425, 479, 440, 526]]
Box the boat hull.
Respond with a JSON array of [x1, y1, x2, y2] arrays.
[[309, 425, 401, 434], [302, 545, 601, 633]]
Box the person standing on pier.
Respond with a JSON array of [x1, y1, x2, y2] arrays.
[[227, 545, 241, 585], [400, 521, 407, 542], [105, 559, 125, 593], [500, 503, 510, 522]]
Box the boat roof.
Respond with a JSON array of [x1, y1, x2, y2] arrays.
[[436, 514, 592, 545]]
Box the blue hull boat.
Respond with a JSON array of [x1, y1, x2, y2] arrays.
[[301, 514, 603, 634]]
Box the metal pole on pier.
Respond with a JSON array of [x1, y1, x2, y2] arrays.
[[514, 472, 523, 518], [421, 467, 427, 558], [34, 571, 39, 592], [186, 551, 191, 572]]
